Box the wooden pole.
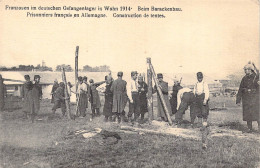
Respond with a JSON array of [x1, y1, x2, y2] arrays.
[[62, 68, 71, 120], [146, 58, 153, 121], [148, 61, 173, 126], [75, 46, 79, 116]]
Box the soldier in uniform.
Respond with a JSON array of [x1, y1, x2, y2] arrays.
[[52, 82, 68, 116], [31, 75, 42, 122], [193, 72, 210, 127], [236, 62, 259, 133], [137, 75, 148, 123], [103, 75, 114, 122], [51, 79, 59, 103], [111, 72, 127, 123], [153, 73, 172, 122], [127, 71, 141, 123], [21, 75, 33, 119], [77, 76, 90, 118], [89, 79, 106, 119]]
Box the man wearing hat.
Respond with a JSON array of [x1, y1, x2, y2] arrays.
[[52, 82, 67, 116], [21, 75, 33, 119], [103, 75, 114, 122], [153, 73, 172, 121], [89, 79, 106, 119], [127, 71, 141, 123], [193, 72, 210, 127], [236, 62, 259, 133], [111, 71, 127, 123], [30, 75, 42, 122]]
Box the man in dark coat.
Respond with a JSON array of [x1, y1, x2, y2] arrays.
[[236, 62, 259, 133], [111, 71, 127, 123], [31, 75, 42, 122], [52, 82, 67, 116], [137, 75, 148, 122], [21, 75, 33, 118], [51, 79, 59, 103], [103, 75, 114, 122], [0, 75, 6, 113], [170, 77, 183, 115], [153, 73, 172, 122], [89, 79, 106, 119]]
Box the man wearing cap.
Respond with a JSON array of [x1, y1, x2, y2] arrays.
[[89, 79, 106, 119], [127, 71, 141, 123], [111, 71, 127, 123], [52, 82, 67, 116], [31, 75, 42, 122], [170, 77, 183, 115], [153, 73, 172, 121], [193, 72, 210, 127], [21, 75, 33, 119], [77, 76, 90, 118], [236, 62, 259, 133], [103, 75, 114, 122], [137, 75, 148, 123]]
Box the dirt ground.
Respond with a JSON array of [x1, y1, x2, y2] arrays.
[[0, 95, 260, 168]]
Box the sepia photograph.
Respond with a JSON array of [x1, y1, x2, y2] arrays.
[[0, 0, 259, 167]]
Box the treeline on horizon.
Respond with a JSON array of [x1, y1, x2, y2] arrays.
[[0, 64, 111, 72]]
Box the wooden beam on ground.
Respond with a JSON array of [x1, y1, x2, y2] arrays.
[[146, 58, 153, 121], [148, 61, 173, 126], [62, 68, 71, 119]]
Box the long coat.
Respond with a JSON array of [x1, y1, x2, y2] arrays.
[[0, 80, 5, 111], [31, 83, 42, 114], [236, 72, 259, 121], [103, 82, 113, 117], [111, 78, 127, 114], [51, 82, 59, 103], [89, 81, 105, 109], [138, 81, 148, 114], [21, 81, 33, 113], [154, 81, 172, 119]]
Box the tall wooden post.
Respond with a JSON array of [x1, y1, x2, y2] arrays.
[[146, 58, 153, 121], [148, 61, 173, 126], [75, 46, 79, 116], [62, 68, 71, 120]]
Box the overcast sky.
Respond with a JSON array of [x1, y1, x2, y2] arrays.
[[0, 0, 259, 78]]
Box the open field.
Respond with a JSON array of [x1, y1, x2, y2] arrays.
[[0, 95, 260, 168]]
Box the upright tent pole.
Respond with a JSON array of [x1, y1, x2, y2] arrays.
[[62, 68, 71, 120], [146, 58, 153, 121], [148, 59, 173, 126]]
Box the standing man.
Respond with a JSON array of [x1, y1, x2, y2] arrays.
[[175, 87, 196, 127], [21, 75, 33, 119], [137, 75, 148, 123], [89, 79, 106, 119], [170, 77, 183, 115], [236, 62, 259, 133], [111, 72, 127, 123], [193, 72, 210, 127], [153, 73, 172, 122], [103, 75, 114, 122], [77, 76, 89, 118], [52, 82, 67, 116], [31, 75, 42, 122], [51, 79, 59, 103], [0, 75, 6, 120], [127, 71, 141, 123]]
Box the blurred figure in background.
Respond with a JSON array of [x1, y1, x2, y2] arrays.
[[236, 62, 259, 133], [170, 76, 183, 115], [51, 79, 59, 103], [89, 79, 106, 119]]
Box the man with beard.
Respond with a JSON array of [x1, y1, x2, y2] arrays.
[[111, 72, 127, 123], [236, 62, 259, 133]]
